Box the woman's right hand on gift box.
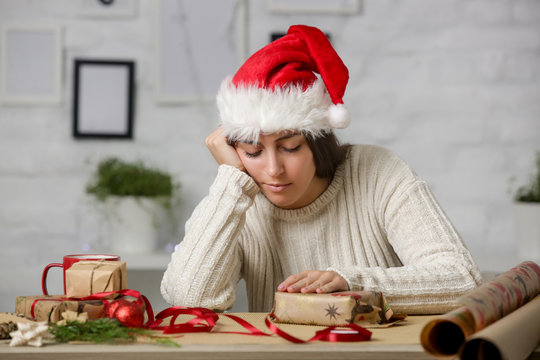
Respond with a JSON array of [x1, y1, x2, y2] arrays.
[[277, 270, 349, 294], [206, 127, 246, 172]]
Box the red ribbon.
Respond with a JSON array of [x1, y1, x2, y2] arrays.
[[265, 313, 372, 343], [30, 296, 69, 319], [80, 289, 155, 327], [148, 307, 218, 334], [219, 313, 271, 336], [30, 289, 155, 326], [30, 290, 371, 343], [148, 307, 370, 343], [147, 307, 271, 336]]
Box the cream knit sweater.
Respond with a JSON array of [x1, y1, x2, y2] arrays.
[[161, 145, 483, 314]]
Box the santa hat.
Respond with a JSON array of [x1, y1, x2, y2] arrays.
[[216, 24, 349, 142]]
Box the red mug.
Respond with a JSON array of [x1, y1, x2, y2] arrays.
[[41, 254, 121, 295]]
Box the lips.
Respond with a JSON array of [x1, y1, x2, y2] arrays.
[[264, 183, 290, 193]]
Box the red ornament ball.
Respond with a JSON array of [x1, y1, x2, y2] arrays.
[[106, 299, 145, 328], [104, 299, 125, 318]]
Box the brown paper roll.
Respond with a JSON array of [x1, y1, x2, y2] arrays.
[[420, 306, 476, 357], [458, 261, 540, 332], [460, 295, 540, 360], [420, 261, 540, 357]]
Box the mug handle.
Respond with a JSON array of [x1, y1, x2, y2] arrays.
[[41, 263, 63, 295]]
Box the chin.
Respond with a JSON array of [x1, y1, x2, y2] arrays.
[[264, 192, 297, 209]]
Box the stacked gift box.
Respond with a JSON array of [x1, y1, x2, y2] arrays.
[[16, 260, 127, 323]]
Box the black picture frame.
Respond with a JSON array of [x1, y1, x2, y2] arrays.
[[73, 59, 135, 139], [270, 32, 332, 43]]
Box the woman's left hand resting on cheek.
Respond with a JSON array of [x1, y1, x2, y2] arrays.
[[278, 270, 349, 294]]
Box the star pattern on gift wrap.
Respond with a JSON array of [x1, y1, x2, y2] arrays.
[[9, 321, 50, 347], [325, 303, 340, 320]]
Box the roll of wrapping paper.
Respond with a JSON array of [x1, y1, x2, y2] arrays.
[[421, 261, 540, 357], [420, 306, 476, 356], [460, 295, 540, 360]]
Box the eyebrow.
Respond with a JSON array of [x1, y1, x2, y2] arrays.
[[239, 133, 300, 146]]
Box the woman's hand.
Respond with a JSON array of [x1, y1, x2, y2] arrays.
[[277, 270, 349, 294], [205, 127, 245, 172]]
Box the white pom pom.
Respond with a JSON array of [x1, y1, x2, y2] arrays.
[[328, 104, 350, 129]]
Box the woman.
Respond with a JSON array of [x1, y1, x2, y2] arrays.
[[161, 25, 482, 314]]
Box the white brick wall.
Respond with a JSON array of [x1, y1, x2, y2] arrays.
[[0, 0, 539, 312]]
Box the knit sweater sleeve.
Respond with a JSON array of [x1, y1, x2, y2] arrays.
[[329, 148, 483, 314], [160, 165, 259, 311]]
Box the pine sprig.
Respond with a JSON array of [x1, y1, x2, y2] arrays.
[[49, 318, 135, 344], [48, 318, 179, 347]]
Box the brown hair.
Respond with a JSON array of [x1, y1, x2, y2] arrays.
[[305, 131, 351, 179]]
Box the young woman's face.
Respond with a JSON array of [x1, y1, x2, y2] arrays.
[[235, 132, 328, 209]]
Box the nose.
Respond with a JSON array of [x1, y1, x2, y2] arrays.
[[266, 151, 284, 177]]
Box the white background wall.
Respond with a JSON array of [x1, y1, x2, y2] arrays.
[[1, 0, 539, 313]]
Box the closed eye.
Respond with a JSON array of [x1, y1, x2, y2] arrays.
[[244, 150, 262, 158], [283, 145, 301, 153]]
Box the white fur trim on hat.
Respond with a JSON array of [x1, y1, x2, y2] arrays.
[[216, 77, 337, 143]]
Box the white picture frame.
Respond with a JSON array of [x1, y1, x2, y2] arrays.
[[73, 59, 135, 139], [0, 24, 62, 105], [77, 0, 138, 18], [267, 0, 361, 14], [155, 0, 248, 104]]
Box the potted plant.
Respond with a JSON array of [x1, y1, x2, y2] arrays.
[[513, 151, 540, 262], [86, 158, 180, 254]]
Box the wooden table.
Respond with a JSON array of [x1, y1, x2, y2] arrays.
[[0, 342, 439, 360], [3, 342, 540, 360], [1, 314, 539, 360]]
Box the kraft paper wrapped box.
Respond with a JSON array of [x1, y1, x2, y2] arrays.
[[15, 295, 105, 323], [272, 291, 394, 327], [65, 260, 127, 298]]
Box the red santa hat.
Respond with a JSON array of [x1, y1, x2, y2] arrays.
[[216, 24, 350, 142]]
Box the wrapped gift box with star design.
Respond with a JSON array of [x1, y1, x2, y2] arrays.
[[272, 291, 395, 327]]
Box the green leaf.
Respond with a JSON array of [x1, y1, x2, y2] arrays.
[[86, 158, 180, 200], [515, 151, 540, 203]]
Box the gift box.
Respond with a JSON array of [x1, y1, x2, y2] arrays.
[[65, 260, 127, 298], [272, 291, 394, 326], [15, 295, 106, 323]]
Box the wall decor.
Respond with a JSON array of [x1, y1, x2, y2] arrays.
[[73, 59, 135, 139], [270, 32, 286, 42], [270, 31, 331, 43], [0, 24, 62, 105], [267, 0, 361, 14], [155, 0, 248, 103], [77, 0, 138, 18]]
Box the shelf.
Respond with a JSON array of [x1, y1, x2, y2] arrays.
[[474, 254, 532, 274], [121, 252, 172, 271]]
